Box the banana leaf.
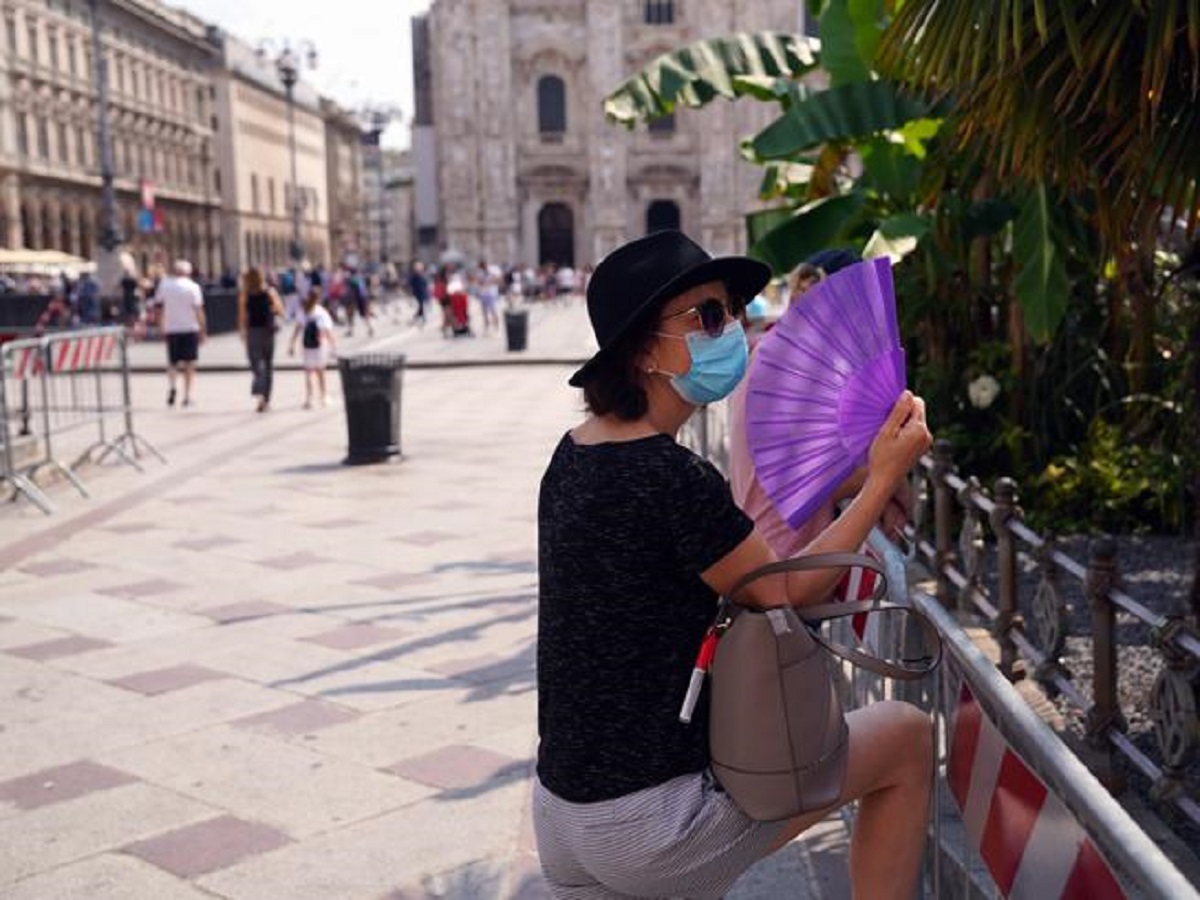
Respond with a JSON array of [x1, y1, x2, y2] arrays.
[[746, 193, 865, 273], [604, 33, 818, 127], [1013, 184, 1070, 342], [751, 81, 931, 159]]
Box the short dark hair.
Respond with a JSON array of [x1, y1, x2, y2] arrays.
[[580, 314, 657, 420]]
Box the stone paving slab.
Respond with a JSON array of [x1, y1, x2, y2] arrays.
[[0, 314, 850, 897]]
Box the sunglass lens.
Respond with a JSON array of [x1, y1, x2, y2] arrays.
[[699, 300, 727, 336]]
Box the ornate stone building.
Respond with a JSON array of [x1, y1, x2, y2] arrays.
[[0, 0, 220, 274], [209, 34, 330, 275], [417, 0, 804, 268]]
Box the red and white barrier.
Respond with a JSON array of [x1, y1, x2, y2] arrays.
[[7, 344, 45, 381], [48, 333, 118, 373], [947, 680, 1126, 899]]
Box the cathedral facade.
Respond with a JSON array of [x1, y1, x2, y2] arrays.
[[415, 0, 807, 269]]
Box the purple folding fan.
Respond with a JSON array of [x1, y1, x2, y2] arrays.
[[746, 257, 906, 529]]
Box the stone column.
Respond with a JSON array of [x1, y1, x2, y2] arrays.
[[1, 174, 20, 249], [696, 0, 738, 255], [586, 1, 627, 266], [476, 0, 518, 264], [434, 0, 483, 259]]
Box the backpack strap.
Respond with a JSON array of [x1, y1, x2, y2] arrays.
[[722, 552, 941, 681]]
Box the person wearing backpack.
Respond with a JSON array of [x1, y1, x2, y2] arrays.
[[289, 286, 337, 408]]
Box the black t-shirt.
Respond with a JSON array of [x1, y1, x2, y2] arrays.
[[536, 432, 754, 803]]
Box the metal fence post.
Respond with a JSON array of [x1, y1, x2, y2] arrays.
[[990, 477, 1023, 681], [932, 438, 955, 608], [1085, 535, 1127, 792]]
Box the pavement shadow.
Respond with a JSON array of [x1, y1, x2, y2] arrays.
[[273, 614, 537, 701], [435, 758, 533, 801], [433, 559, 537, 576], [274, 461, 348, 476]]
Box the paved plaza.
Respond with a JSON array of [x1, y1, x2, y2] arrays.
[[0, 297, 850, 898]]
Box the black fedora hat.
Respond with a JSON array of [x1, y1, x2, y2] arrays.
[[569, 230, 770, 387]]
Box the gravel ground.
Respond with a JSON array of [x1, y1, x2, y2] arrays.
[[980, 534, 1200, 856]]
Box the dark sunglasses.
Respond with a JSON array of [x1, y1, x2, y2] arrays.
[[659, 297, 742, 338]]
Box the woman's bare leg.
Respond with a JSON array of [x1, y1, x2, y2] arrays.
[[769, 700, 932, 900]]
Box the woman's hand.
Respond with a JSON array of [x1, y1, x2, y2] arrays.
[[866, 391, 931, 492]]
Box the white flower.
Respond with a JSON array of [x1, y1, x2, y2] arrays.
[[967, 374, 1001, 410]]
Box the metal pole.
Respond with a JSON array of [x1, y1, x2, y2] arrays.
[[932, 438, 955, 608], [1085, 535, 1126, 792], [990, 477, 1021, 680], [286, 74, 301, 263], [376, 128, 387, 265], [88, 0, 120, 252]]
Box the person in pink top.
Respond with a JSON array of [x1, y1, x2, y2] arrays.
[[727, 263, 909, 562]]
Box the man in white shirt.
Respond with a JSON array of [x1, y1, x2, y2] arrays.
[[154, 259, 206, 407]]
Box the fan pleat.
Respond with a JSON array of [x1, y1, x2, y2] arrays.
[[746, 258, 906, 526]]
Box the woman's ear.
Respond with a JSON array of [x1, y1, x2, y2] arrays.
[[637, 346, 658, 376]]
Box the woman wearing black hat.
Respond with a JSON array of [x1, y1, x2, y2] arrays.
[[534, 231, 933, 899]]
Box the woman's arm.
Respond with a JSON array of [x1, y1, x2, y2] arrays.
[[703, 392, 930, 608], [236, 289, 247, 339], [269, 288, 286, 317]]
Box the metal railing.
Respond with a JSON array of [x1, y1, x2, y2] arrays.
[[909, 439, 1200, 827], [1, 326, 164, 513]]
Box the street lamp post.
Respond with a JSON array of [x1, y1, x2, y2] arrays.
[[87, 0, 123, 290], [257, 39, 317, 265]]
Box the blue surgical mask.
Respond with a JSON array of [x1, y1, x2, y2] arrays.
[[656, 320, 749, 405]]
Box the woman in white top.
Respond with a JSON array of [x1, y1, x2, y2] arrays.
[[289, 287, 337, 408]]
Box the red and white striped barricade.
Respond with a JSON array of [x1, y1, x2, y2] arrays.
[[946, 678, 1126, 899]]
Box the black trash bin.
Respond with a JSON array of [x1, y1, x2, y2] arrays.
[[338, 353, 406, 465], [504, 308, 528, 352]]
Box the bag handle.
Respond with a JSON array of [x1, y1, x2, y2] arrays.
[[722, 552, 941, 681]]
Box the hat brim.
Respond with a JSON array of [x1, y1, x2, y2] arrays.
[[568, 255, 771, 387]]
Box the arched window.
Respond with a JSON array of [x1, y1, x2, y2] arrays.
[[537, 75, 566, 135], [20, 204, 33, 249], [648, 113, 675, 136], [646, 200, 680, 234], [40, 203, 54, 249]]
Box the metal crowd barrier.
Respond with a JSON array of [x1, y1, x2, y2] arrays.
[[908, 440, 1200, 829], [847, 533, 1199, 899], [0, 327, 164, 514], [680, 401, 1198, 896]]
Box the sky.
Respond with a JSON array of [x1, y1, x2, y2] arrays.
[[181, 0, 433, 148]]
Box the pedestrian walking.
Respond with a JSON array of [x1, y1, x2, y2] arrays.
[[237, 266, 286, 413], [289, 286, 337, 408], [480, 264, 502, 334], [533, 230, 933, 899], [74, 273, 101, 325], [408, 261, 429, 326], [154, 260, 206, 407], [344, 269, 374, 337]]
